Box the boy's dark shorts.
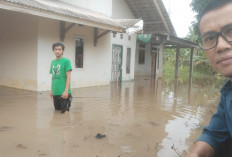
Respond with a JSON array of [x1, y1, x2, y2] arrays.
[[53, 94, 72, 113]]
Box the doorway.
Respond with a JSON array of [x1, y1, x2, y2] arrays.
[[111, 45, 123, 82]]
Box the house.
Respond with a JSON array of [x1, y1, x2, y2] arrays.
[[0, 0, 197, 91]]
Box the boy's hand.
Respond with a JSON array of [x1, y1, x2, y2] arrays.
[[62, 90, 68, 99], [50, 91, 53, 99]]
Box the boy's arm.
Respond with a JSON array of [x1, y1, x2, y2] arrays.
[[50, 80, 53, 99], [62, 70, 71, 99], [187, 141, 215, 157], [50, 90, 53, 99], [50, 68, 53, 99]]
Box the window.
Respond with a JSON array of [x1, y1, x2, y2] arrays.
[[126, 48, 131, 74], [75, 38, 84, 68], [139, 49, 145, 64], [138, 43, 145, 64]]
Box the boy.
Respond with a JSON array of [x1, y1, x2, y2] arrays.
[[49, 42, 72, 113]]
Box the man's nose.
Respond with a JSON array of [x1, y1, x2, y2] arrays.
[[216, 35, 231, 52]]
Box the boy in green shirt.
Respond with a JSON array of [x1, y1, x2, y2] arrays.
[[49, 42, 72, 113]]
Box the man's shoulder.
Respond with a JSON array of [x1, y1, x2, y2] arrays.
[[220, 79, 232, 96]]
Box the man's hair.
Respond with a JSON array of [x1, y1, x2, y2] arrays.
[[199, 0, 232, 22], [52, 42, 65, 51]]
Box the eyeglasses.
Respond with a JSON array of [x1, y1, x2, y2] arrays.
[[197, 24, 232, 50]]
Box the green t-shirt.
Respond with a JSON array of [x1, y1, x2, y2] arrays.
[[49, 57, 72, 96]]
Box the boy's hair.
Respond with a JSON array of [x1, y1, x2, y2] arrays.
[[199, 0, 232, 22], [52, 42, 65, 51]]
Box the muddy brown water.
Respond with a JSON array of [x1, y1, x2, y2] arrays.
[[0, 76, 222, 157]]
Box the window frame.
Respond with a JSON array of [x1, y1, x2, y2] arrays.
[[126, 47, 131, 74], [75, 37, 84, 68]]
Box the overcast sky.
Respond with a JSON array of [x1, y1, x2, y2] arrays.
[[162, 0, 196, 37]]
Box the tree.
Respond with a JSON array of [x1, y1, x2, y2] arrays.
[[190, 0, 210, 37], [163, 0, 222, 78]]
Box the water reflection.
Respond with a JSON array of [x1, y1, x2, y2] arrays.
[[0, 76, 222, 157]]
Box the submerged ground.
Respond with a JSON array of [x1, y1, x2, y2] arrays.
[[0, 76, 222, 157]]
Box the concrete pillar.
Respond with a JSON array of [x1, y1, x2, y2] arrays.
[[157, 42, 164, 79]]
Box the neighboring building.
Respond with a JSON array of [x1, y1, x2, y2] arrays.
[[0, 0, 193, 91], [125, 0, 198, 78]]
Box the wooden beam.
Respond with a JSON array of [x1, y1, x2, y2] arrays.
[[169, 36, 199, 48], [151, 34, 199, 48], [188, 73, 192, 101], [98, 30, 111, 39], [144, 21, 163, 24], [188, 48, 194, 101], [189, 48, 194, 77], [153, 0, 170, 34], [94, 27, 98, 47], [65, 23, 76, 33], [60, 22, 77, 42], [175, 47, 180, 79], [60, 21, 65, 42], [93, 28, 110, 47], [174, 77, 178, 99], [157, 42, 164, 78], [164, 46, 195, 49]]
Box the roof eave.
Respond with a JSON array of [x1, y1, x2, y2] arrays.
[[0, 2, 125, 33]]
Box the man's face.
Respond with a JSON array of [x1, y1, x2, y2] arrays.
[[53, 46, 63, 59], [200, 2, 232, 78]]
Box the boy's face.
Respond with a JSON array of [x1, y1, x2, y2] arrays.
[[200, 2, 232, 78], [53, 46, 63, 59]]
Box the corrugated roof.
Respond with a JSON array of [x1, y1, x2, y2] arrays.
[[115, 19, 143, 34], [125, 0, 176, 36], [155, 0, 176, 35], [115, 19, 141, 27], [0, 0, 127, 32]]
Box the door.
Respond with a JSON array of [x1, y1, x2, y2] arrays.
[[151, 46, 159, 76], [111, 45, 123, 82]]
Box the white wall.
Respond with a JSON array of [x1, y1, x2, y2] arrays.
[[0, 9, 38, 90], [67, 26, 112, 88], [60, 0, 133, 19], [37, 17, 113, 91], [60, 0, 112, 17], [111, 0, 134, 18], [110, 0, 137, 81], [134, 43, 152, 76], [37, 18, 60, 91]]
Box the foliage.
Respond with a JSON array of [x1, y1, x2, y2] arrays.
[[163, 45, 217, 84], [190, 0, 211, 37], [190, 0, 210, 14], [162, 56, 226, 89], [163, 0, 228, 86]]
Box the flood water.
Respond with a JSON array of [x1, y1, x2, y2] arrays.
[[0, 76, 223, 157]]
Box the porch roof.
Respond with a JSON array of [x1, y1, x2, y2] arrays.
[[152, 34, 199, 49], [0, 0, 129, 32], [125, 0, 199, 49], [125, 0, 176, 36]]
